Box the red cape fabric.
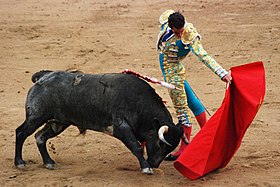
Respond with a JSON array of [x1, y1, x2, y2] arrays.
[[174, 61, 266, 180]]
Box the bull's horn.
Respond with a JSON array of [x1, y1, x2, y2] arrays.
[[158, 126, 172, 146], [181, 133, 189, 145]]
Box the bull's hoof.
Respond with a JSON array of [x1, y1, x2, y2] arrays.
[[17, 164, 26, 169], [141, 168, 153, 175], [45, 163, 56, 170], [15, 160, 27, 169]]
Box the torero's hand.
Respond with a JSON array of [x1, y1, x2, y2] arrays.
[[222, 71, 232, 84]]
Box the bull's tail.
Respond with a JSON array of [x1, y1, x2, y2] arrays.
[[31, 69, 86, 135], [78, 128, 87, 135], [31, 68, 83, 83], [31, 70, 53, 83]]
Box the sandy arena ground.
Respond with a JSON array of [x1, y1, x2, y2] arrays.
[[0, 0, 279, 186]]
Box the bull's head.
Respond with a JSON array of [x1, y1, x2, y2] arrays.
[[145, 118, 187, 168]]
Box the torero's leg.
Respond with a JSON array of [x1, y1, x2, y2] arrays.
[[184, 80, 207, 128]]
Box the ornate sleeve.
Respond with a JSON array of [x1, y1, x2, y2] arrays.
[[188, 38, 228, 79]]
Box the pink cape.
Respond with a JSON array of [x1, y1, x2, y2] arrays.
[[174, 61, 266, 180]]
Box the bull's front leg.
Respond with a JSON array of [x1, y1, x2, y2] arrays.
[[113, 118, 153, 174]]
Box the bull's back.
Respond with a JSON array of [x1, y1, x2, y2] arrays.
[[68, 73, 160, 114], [27, 71, 163, 129]]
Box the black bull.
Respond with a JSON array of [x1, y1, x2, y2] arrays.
[[15, 71, 187, 174]]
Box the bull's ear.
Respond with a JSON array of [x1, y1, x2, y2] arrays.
[[174, 121, 184, 135], [153, 118, 161, 130], [176, 119, 183, 126]]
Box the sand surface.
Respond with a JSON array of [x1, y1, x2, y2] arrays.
[[1, 0, 279, 186]]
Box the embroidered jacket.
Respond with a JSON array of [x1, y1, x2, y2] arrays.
[[157, 10, 228, 79]]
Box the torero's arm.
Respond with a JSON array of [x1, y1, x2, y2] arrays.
[[188, 37, 229, 79]]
